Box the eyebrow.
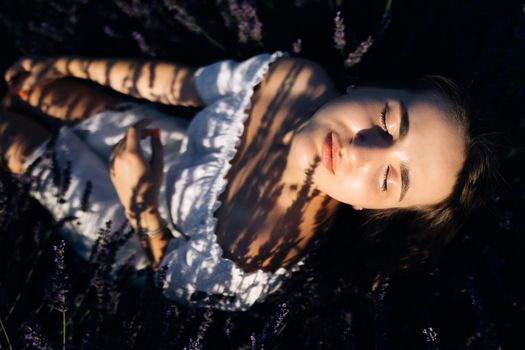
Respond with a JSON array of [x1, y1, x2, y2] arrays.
[[399, 162, 410, 202], [399, 99, 409, 140], [398, 100, 410, 202]]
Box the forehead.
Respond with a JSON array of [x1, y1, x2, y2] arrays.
[[397, 92, 466, 207]]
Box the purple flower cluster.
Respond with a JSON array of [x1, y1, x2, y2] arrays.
[[184, 308, 214, 350], [47, 240, 69, 313], [344, 35, 374, 67], [225, 0, 263, 43], [422, 327, 438, 343], [132, 31, 157, 57], [23, 324, 52, 350], [272, 302, 289, 335], [163, 0, 202, 34], [333, 11, 346, 50], [292, 38, 302, 54]]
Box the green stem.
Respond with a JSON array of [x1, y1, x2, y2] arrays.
[[384, 0, 393, 14], [62, 311, 66, 350], [0, 317, 13, 350], [199, 29, 226, 51]]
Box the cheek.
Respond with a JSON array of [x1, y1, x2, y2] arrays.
[[318, 173, 374, 205]]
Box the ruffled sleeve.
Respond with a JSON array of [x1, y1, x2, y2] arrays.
[[193, 53, 282, 105]]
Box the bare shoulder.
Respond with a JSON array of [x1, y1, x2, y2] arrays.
[[259, 57, 338, 99]]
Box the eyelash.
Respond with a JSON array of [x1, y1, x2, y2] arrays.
[[381, 165, 390, 192], [380, 103, 390, 135], [380, 103, 391, 192]]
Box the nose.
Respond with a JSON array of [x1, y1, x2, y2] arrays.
[[346, 127, 393, 171]]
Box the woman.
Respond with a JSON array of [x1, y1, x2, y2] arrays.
[[0, 52, 491, 311]]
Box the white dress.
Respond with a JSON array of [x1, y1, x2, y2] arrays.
[[23, 51, 303, 311]]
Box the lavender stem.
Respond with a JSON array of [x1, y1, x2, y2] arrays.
[[62, 310, 66, 350], [0, 317, 13, 350]]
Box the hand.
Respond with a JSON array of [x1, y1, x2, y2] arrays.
[[4, 56, 65, 100], [109, 119, 164, 229]]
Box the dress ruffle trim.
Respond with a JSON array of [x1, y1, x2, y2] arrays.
[[192, 51, 304, 297]]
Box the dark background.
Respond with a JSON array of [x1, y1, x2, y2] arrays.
[[0, 0, 524, 349]]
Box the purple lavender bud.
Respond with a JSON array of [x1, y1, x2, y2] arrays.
[[223, 316, 234, 337], [47, 240, 69, 312], [333, 11, 346, 50], [163, 0, 202, 34], [292, 38, 302, 54], [249, 332, 257, 349], [103, 25, 120, 38], [227, 0, 263, 43], [379, 11, 392, 35], [132, 31, 156, 57], [344, 35, 374, 67], [273, 302, 289, 335], [190, 309, 214, 350], [422, 327, 438, 343], [23, 324, 52, 350]]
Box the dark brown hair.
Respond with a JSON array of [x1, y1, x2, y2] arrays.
[[334, 76, 499, 274]]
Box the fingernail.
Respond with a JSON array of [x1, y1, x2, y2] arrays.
[[17, 90, 26, 98], [152, 128, 161, 139]]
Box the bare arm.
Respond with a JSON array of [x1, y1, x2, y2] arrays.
[[5, 56, 205, 108]]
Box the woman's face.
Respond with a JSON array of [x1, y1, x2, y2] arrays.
[[289, 87, 467, 209]]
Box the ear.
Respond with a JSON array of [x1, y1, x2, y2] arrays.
[[346, 84, 357, 94]]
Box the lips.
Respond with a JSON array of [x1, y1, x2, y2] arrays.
[[322, 131, 340, 174]]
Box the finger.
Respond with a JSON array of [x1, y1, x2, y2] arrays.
[[149, 128, 164, 176], [126, 118, 152, 152], [4, 58, 32, 83]]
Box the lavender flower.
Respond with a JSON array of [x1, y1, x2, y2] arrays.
[[103, 25, 120, 38], [132, 31, 157, 57], [88, 220, 129, 315], [422, 327, 438, 343], [273, 302, 289, 335], [379, 10, 392, 35], [23, 324, 52, 350], [47, 240, 69, 313], [333, 11, 346, 50], [223, 316, 234, 337], [163, 0, 202, 34], [249, 332, 257, 349], [292, 38, 302, 54], [227, 0, 263, 43], [185, 309, 214, 350], [344, 35, 374, 67]]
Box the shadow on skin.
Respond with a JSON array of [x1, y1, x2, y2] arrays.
[[214, 60, 338, 273], [7, 58, 339, 276]]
